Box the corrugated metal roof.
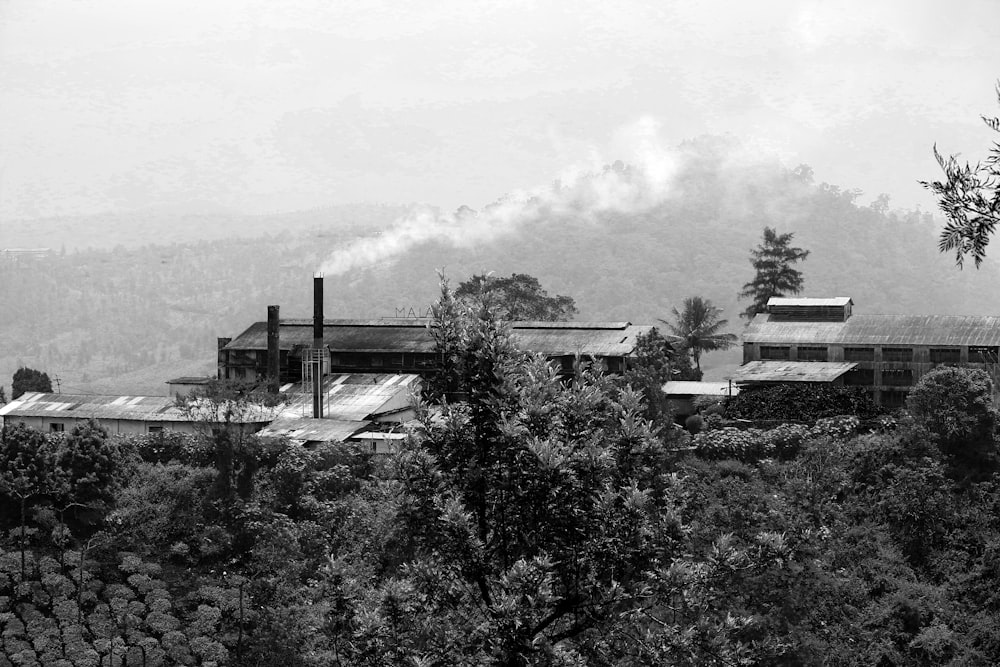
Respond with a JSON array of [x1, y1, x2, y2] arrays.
[[225, 319, 652, 357], [767, 297, 853, 307], [0, 392, 283, 423], [662, 381, 740, 397], [257, 417, 368, 443], [277, 373, 420, 421], [745, 313, 1000, 346], [732, 361, 857, 383]]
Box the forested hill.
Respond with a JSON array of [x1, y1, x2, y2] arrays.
[[2, 135, 998, 396]]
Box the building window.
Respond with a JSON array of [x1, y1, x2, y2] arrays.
[[844, 347, 875, 362], [370, 356, 384, 367], [882, 390, 908, 409], [882, 369, 913, 386], [796, 346, 827, 361], [844, 368, 875, 386], [49, 423, 65, 433], [760, 346, 790, 360], [970, 346, 999, 363], [148, 425, 163, 434], [882, 348, 913, 362], [930, 348, 961, 364]]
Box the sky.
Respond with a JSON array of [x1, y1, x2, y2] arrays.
[[1, 0, 998, 221]]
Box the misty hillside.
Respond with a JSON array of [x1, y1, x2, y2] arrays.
[[1, 135, 996, 396]]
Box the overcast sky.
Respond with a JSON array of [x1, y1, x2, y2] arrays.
[[1, 0, 998, 220]]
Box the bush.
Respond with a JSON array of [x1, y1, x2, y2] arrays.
[[725, 384, 882, 421], [906, 367, 995, 466]]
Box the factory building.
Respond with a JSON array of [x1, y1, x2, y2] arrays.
[[738, 297, 1000, 407], [217, 276, 656, 386]]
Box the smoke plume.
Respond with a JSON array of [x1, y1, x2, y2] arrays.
[[317, 116, 684, 276]]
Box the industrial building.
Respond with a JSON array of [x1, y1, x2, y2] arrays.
[[0, 372, 419, 451], [217, 275, 656, 385], [0, 391, 277, 435], [739, 297, 1000, 407]]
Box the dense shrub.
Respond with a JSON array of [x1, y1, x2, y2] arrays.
[[694, 417, 863, 462], [114, 432, 214, 467], [725, 384, 882, 421], [906, 367, 995, 469]]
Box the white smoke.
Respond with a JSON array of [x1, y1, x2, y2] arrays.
[[317, 116, 685, 276]]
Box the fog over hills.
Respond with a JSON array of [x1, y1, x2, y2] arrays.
[[2, 133, 997, 396]]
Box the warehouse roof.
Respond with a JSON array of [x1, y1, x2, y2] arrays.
[[662, 381, 740, 397], [225, 319, 653, 357], [277, 373, 419, 421], [744, 313, 1000, 346], [732, 361, 858, 383], [257, 417, 369, 444], [0, 392, 277, 423]]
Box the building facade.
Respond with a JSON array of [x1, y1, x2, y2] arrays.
[[741, 297, 1000, 407], [218, 316, 655, 384]]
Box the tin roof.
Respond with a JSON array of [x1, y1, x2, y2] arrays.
[[0, 392, 274, 424], [662, 381, 740, 397], [277, 373, 420, 421], [257, 417, 369, 443], [732, 361, 857, 383], [744, 313, 1000, 346], [767, 297, 853, 308], [224, 319, 652, 357]]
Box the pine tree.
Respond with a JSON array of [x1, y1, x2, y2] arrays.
[[739, 227, 810, 320]]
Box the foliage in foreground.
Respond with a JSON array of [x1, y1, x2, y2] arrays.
[[4, 301, 1000, 663], [725, 383, 883, 421]]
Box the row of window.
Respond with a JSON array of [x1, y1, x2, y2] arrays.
[[759, 345, 997, 363]]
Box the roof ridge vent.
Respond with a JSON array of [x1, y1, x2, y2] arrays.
[[767, 296, 853, 322]]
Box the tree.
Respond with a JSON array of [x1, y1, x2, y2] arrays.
[[174, 379, 285, 508], [661, 296, 737, 374], [622, 327, 687, 427], [0, 386, 6, 405], [0, 422, 54, 582], [455, 272, 578, 321], [11, 367, 53, 399], [906, 367, 996, 472], [738, 227, 810, 319], [921, 82, 1000, 268]]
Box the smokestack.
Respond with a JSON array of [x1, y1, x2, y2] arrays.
[[267, 305, 280, 394], [313, 272, 324, 348], [312, 273, 324, 418]]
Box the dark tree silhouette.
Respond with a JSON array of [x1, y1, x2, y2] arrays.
[[921, 81, 1000, 268], [739, 227, 810, 319], [11, 367, 53, 399], [455, 272, 577, 321]]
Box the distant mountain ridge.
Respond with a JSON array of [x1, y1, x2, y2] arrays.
[[2, 135, 996, 396]]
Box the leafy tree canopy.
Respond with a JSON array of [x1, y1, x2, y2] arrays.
[[906, 366, 996, 473], [738, 227, 810, 319], [455, 272, 578, 321], [11, 366, 52, 400], [922, 81, 1000, 268]]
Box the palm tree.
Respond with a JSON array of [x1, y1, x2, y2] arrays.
[[660, 297, 738, 374]]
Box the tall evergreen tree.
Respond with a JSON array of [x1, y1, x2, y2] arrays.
[[661, 296, 738, 373], [739, 227, 810, 320]]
